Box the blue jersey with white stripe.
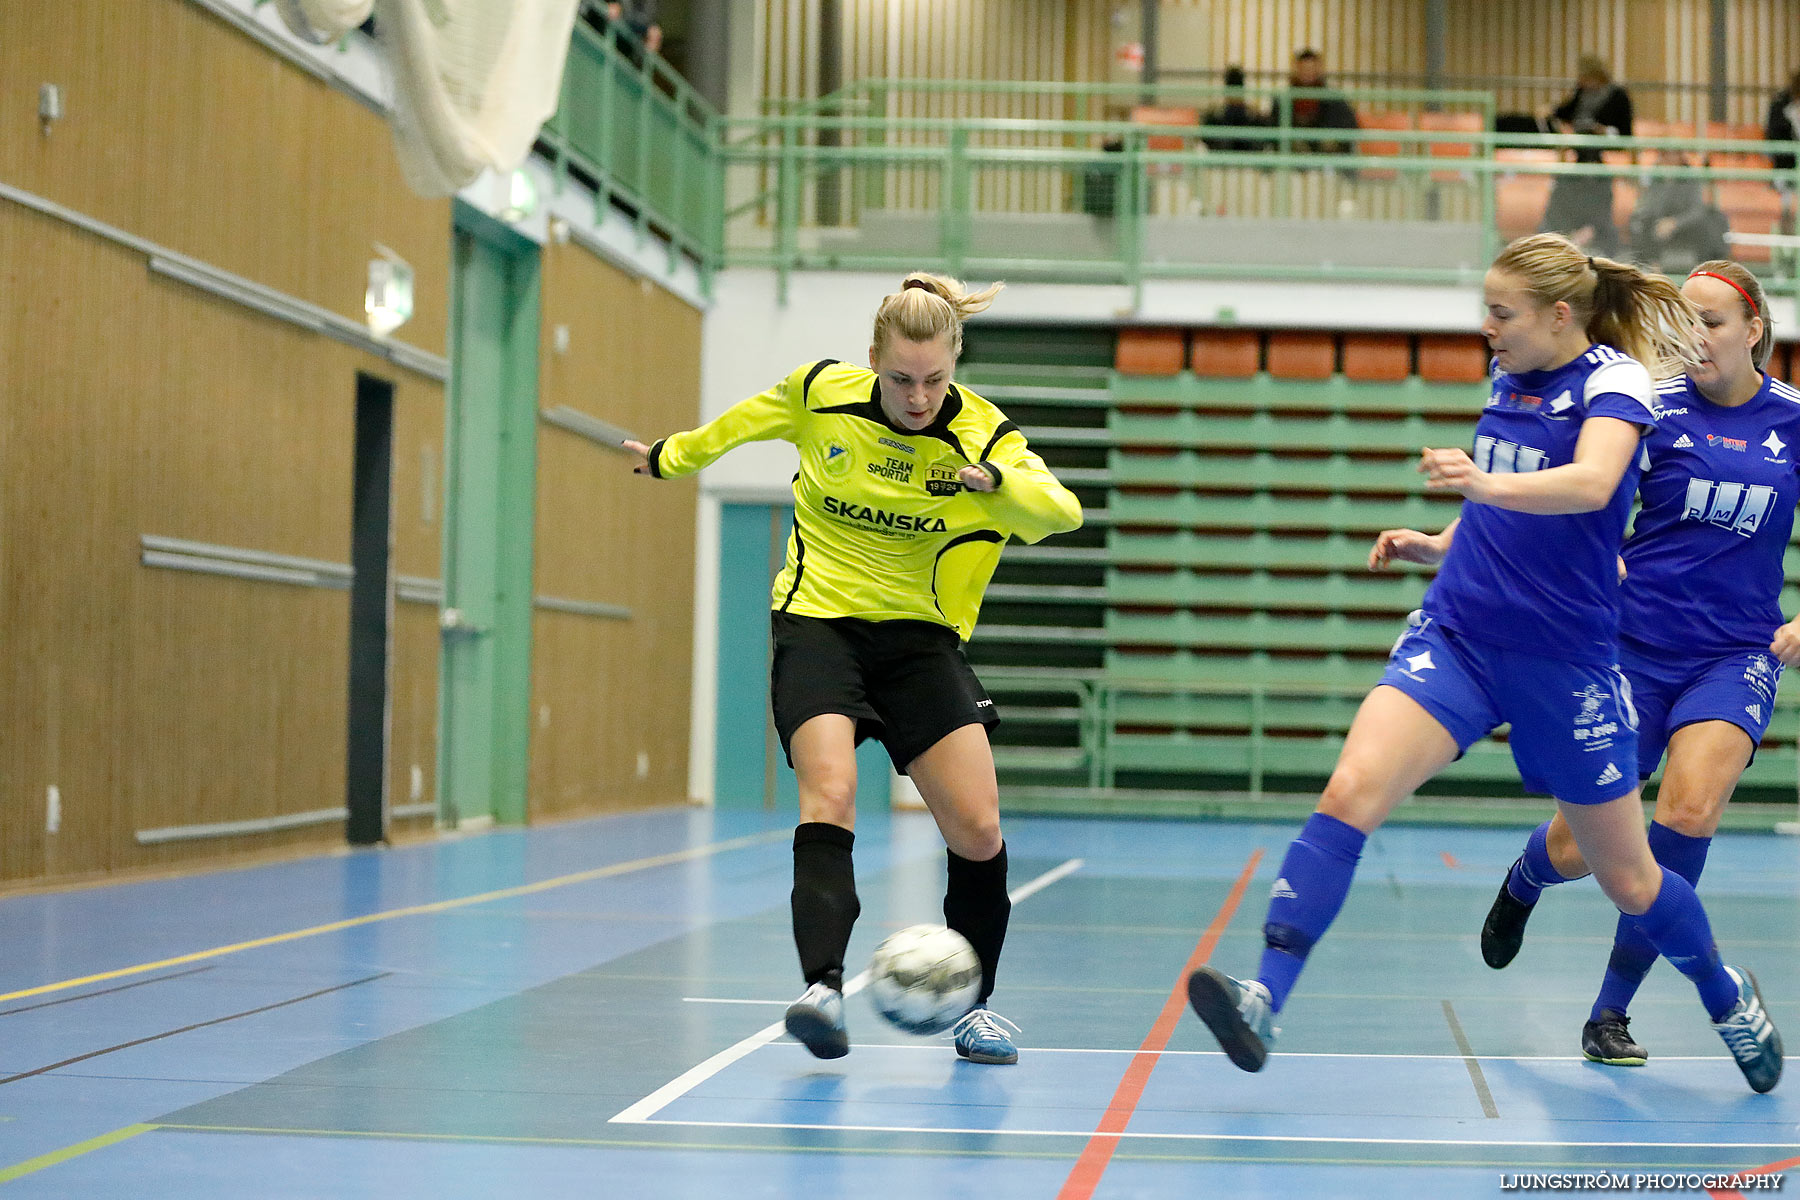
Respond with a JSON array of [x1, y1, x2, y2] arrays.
[[1619, 372, 1800, 656], [1425, 345, 1659, 665]]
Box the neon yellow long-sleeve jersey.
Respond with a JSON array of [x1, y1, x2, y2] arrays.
[[649, 359, 1084, 639]]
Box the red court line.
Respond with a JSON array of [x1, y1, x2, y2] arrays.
[[1707, 1155, 1800, 1199], [1056, 849, 1265, 1200]]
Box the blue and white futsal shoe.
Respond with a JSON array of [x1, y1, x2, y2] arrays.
[[1187, 966, 1278, 1072], [785, 982, 849, 1060], [950, 1004, 1020, 1065], [1712, 966, 1783, 1094]]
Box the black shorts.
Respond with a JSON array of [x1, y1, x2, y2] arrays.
[[770, 612, 999, 774]]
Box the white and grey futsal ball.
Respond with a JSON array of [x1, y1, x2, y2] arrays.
[[867, 924, 981, 1034]]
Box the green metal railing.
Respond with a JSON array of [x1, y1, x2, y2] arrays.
[[535, 52, 1800, 300], [988, 672, 1800, 806], [715, 107, 1800, 303], [539, 15, 726, 287]]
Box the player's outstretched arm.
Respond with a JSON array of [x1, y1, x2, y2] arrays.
[[1771, 616, 1800, 666], [966, 439, 1083, 543], [1418, 417, 1641, 515], [626, 370, 805, 480], [1368, 518, 1458, 571]]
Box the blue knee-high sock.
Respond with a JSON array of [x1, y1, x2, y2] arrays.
[[1256, 812, 1367, 1013], [1631, 866, 1738, 1020], [1591, 822, 1712, 1021], [1504, 820, 1576, 906]]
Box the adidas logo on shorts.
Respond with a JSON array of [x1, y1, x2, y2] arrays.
[[1673, 434, 1694, 449], [1594, 763, 1623, 787], [1746, 703, 1763, 721], [1270, 877, 1298, 900]]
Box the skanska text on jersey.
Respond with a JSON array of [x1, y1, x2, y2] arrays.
[[821, 494, 951, 535]]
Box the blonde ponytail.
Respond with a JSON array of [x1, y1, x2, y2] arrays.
[[872, 272, 1005, 360], [1492, 233, 1700, 378]]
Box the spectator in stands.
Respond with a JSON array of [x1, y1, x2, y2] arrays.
[[1288, 49, 1358, 156], [598, 1, 662, 59], [1628, 156, 1730, 274], [1540, 56, 1632, 257], [1766, 68, 1799, 204], [1202, 66, 1269, 154]]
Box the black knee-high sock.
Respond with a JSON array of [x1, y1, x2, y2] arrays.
[[792, 822, 859, 992], [944, 843, 1010, 1003]]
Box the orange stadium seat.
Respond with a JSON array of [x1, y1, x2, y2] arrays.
[[1417, 334, 1490, 384], [1496, 174, 1552, 242], [1115, 327, 1185, 376], [1710, 121, 1772, 169], [1189, 328, 1260, 378], [1357, 110, 1412, 181], [1717, 180, 1784, 265], [1342, 334, 1411, 382], [1130, 105, 1199, 153], [1266, 331, 1336, 380], [1419, 111, 1482, 182]]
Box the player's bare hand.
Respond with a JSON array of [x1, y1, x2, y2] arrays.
[[1418, 447, 1489, 500], [1369, 528, 1447, 571], [1617, 555, 1628, 583], [958, 464, 997, 493], [1771, 619, 1800, 666], [622, 439, 653, 475]]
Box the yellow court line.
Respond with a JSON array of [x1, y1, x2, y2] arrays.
[[0, 830, 790, 1005], [0, 1124, 155, 1184]]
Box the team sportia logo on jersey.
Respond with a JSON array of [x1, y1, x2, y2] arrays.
[[1705, 433, 1748, 452], [925, 464, 962, 496], [820, 440, 854, 479], [821, 494, 949, 533], [867, 455, 913, 483]]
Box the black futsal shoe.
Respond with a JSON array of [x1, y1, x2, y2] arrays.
[[1481, 870, 1535, 969], [1582, 1009, 1647, 1066]]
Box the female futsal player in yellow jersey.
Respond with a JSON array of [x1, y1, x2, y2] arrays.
[[625, 273, 1083, 1064]]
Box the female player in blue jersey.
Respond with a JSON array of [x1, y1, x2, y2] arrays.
[[1469, 260, 1800, 1074], [1187, 234, 1784, 1094]]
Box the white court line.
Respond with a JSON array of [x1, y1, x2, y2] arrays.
[[759, 1043, 1725, 1062], [635, 1116, 1799, 1151], [610, 856, 1085, 1125]]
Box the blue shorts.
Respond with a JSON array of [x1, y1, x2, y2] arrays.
[[1377, 614, 1640, 805], [1617, 637, 1781, 779]]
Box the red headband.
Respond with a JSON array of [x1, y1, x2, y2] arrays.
[[1688, 270, 1760, 318]]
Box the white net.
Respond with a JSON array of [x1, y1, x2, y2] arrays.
[[373, 0, 581, 196]]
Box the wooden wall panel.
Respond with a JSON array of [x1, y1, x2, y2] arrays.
[[530, 244, 699, 819], [0, 0, 450, 354], [0, 202, 445, 884], [0, 0, 450, 886]]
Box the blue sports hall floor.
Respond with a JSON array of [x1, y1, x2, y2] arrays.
[[0, 805, 1795, 1198]]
